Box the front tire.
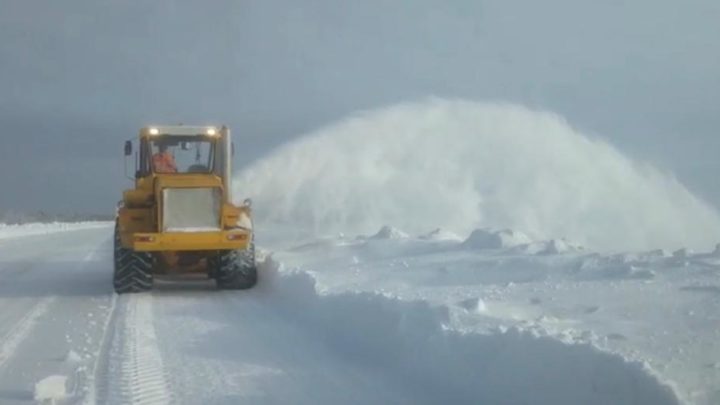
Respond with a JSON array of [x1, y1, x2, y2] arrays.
[[213, 243, 257, 290], [113, 223, 153, 294]]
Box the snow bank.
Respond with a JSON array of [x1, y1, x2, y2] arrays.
[[0, 222, 111, 240], [234, 99, 720, 251], [254, 257, 681, 405]]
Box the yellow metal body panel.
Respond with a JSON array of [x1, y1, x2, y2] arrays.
[[124, 177, 154, 207], [154, 174, 223, 190], [123, 230, 251, 252], [118, 208, 154, 234]]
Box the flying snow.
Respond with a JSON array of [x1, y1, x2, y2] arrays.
[[234, 99, 720, 251]]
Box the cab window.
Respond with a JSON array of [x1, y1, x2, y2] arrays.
[[150, 137, 215, 174]]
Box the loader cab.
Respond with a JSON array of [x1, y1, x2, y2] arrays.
[[124, 126, 234, 195], [144, 136, 216, 175]]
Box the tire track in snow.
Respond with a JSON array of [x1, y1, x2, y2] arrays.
[[103, 294, 173, 405], [0, 296, 55, 372], [81, 293, 118, 405]]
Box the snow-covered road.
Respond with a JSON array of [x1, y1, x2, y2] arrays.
[[0, 225, 697, 404], [0, 227, 426, 404]]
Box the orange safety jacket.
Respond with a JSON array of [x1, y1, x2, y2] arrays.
[[152, 152, 177, 173]]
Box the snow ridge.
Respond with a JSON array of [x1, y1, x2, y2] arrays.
[[253, 258, 681, 405], [83, 294, 118, 405], [0, 222, 111, 240], [104, 295, 172, 405]]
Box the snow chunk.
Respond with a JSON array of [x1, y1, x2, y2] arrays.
[[645, 249, 672, 258], [458, 297, 488, 313], [370, 225, 409, 240], [34, 375, 67, 402], [462, 228, 532, 250], [712, 244, 720, 256], [672, 248, 693, 259], [64, 350, 83, 364]]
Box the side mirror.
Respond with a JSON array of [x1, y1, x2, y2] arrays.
[[124, 141, 132, 156], [181, 142, 190, 151]]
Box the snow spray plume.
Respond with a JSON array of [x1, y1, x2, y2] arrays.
[[234, 99, 720, 251]]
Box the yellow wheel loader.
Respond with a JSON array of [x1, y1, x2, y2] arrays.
[[114, 125, 255, 293]]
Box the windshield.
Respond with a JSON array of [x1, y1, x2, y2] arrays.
[[150, 137, 214, 174]]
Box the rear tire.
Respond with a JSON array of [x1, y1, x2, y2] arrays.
[[213, 243, 257, 290], [113, 222, 154, 294]]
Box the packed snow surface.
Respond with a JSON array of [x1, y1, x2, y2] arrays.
[[0, 225, 692, 405], [0, 221, 110, 240], [234, 99, 720, 251]]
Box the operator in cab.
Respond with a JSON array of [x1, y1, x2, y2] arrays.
[[152, 143, 177, 173]]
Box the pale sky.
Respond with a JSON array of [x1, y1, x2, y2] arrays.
[[1, 0, 718, 214]]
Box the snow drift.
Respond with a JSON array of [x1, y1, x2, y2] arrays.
[[234, 99, 720, 251], [251, 258, 680, 405]]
